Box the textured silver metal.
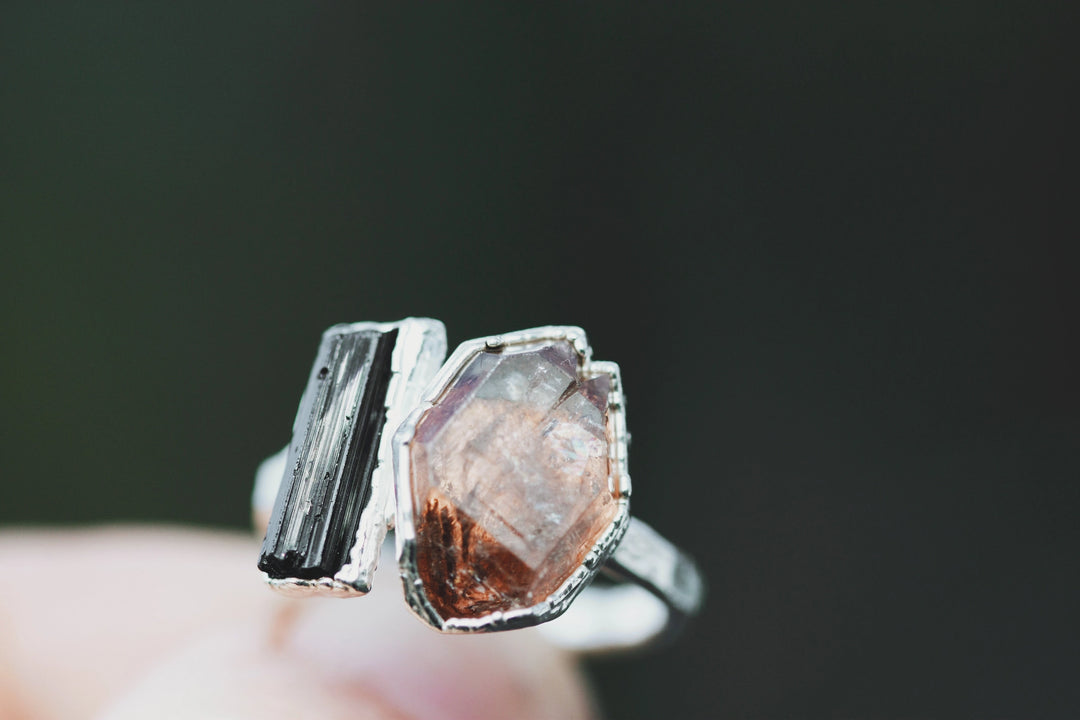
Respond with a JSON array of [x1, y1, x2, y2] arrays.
[[257, 318, 446, 597], [391, 326, 703, 649], [538, 517, 703, 652]]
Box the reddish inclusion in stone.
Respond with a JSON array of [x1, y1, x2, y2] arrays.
[[409, 340, 619, 620]]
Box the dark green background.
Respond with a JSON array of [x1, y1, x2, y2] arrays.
[[2, 3, 1077, 718]]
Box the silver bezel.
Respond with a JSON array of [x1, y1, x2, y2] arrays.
[[392, 325, 632, 632], [263, 317, 447, 597]]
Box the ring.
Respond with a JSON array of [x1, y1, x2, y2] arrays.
[[253, 320, 704, 652]]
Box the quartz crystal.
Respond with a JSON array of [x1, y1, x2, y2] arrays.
[[409, 340, 618, 620], [259, 327, 398, 580]]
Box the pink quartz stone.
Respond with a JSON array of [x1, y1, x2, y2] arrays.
[[409, 340, 619, 620]]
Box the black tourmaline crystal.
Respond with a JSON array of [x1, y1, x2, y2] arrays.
[[258, 326, 398, 580]]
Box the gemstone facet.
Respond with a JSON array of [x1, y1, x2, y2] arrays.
[[408, 339, 619, 620], [259, 327, 398, 580]]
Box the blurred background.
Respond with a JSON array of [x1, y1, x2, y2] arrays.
[[2, 3, 1078, 718]]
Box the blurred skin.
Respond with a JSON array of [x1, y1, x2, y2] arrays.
[[0, 528, 596, 720]]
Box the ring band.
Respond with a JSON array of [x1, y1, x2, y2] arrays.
[[253, 321, 703, 652]]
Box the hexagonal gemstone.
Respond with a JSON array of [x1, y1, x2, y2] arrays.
[[409, 340, 619, 620]]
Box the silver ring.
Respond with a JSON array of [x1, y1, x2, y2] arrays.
[[253, 319, 704, 653]]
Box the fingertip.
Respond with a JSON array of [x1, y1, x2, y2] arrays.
[[1, 528, 600, 720], [98, 599, 598, 720], [95, 623, 398, 720]]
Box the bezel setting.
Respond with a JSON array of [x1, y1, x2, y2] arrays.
[[393, 326, 632, 632], [260, 317, 446, 597]]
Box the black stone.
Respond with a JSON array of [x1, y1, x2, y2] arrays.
[[259, 327, 398, 580]]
